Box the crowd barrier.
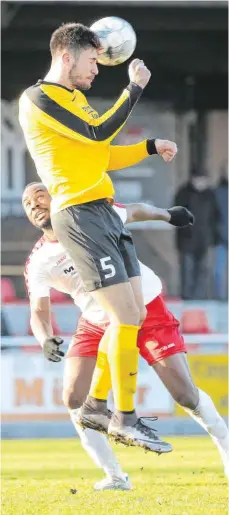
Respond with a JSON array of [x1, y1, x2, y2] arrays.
[[2, 334, 228, 438]]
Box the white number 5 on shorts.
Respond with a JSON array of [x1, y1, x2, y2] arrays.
[[100, 256, 116, 279]]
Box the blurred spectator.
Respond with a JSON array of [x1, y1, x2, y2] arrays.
[[213, 168, 228, 300], [1, 310, 10, 336], [174, 171, 220, 300]]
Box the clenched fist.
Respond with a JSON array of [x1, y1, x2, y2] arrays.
[[155, 139, 178, 163], [128, 58, 151, 89]]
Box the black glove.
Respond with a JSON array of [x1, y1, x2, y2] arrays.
[[43, 336, 65, 362], [167, 206, 195, 227]]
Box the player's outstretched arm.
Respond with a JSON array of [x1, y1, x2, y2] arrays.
[[125, 203, 194, 227], [30, 297, 64, 362], [107, 138, 177, 171]]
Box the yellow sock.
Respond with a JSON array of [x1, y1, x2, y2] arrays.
[[108, 324, 140, 412], [89, 327, 111, 400]]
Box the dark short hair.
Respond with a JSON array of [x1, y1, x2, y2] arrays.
[[50, 23, 101, 57], [23, 181, 46, 192], [22, 182, 47, 200], [24, 181, 44, 188]]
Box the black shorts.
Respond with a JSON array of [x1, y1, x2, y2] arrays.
[[51, 199, 140, 292]]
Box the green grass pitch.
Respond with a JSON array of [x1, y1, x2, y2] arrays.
[[2, 437, 228, 515]]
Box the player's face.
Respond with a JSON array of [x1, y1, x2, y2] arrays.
[[67, 47, 99, 90], [22, 186, 52, 229]]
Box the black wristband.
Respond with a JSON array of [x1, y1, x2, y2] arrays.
[[146, 139, 158, 155], [126, 82, 143, 106]]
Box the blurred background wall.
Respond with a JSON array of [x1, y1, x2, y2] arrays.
[[1, 0, 228, 437]]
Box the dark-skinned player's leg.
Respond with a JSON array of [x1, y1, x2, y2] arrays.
[[153, 353, 229, 478], [138, 295, 229, 477]]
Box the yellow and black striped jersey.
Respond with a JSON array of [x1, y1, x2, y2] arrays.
[[19, 80, 148, 213]]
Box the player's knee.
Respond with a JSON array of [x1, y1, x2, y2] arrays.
[[62, 387, 85, 410], [125, 308, 141, 326], [175, 387, 199, 411], [112, 303, 141, 326]]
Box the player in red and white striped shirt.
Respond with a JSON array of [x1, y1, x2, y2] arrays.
[[23, 182, 229, 489]]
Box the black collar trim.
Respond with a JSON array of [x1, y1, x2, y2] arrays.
[[36, 80, 74, 93]]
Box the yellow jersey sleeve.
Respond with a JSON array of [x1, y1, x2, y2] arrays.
[[25, 81, 143, 144], [107, 141, 149, 171]]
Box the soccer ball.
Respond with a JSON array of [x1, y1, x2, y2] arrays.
[[90, 16, 137, 66]]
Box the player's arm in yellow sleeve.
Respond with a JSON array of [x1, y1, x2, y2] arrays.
[[107, 139, 158, 171], [24, 82, 143, 143]]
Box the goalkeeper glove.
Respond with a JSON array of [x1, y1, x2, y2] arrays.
[[168, 206, 194, 227], [43, 336, 65, 362]]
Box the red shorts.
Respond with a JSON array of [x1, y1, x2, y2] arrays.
[[67, 294, 186, 365]]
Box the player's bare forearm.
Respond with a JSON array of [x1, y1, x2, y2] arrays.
[[30, 305, 65, 362], [125, 203, 171, 224], [30, 298, 53, 346], [125, 203, 194, 227]]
